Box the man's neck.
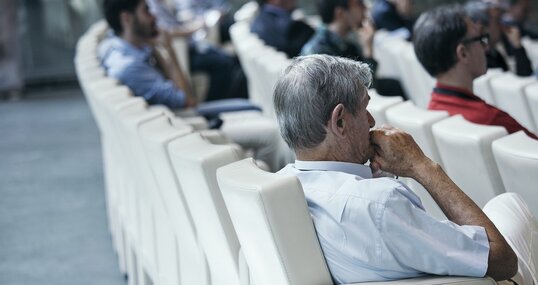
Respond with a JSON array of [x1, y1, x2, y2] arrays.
[[328, 21, 350, 38], [436, 67, 475, 93], [121, 31, 147, 49]]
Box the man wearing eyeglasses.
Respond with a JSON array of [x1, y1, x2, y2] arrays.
[[413, 5, 537, 139]]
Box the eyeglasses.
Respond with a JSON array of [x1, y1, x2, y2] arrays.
[[460, 33, 490, 46]]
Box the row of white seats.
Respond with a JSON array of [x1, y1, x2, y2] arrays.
[[230, 20, 290, 119], [74, 16, 530, 285], [474, 69, 538, 133], [368, 90, 538, 220]]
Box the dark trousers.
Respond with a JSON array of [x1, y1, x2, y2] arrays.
[[189, 44, 248, 101]]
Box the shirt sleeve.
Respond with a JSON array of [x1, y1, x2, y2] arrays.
[[378, 182, 490, 277], [119, 61, 186, 109]]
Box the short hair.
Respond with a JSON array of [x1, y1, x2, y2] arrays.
[[413, 5, 468, 76], [103, 0, 142, 35], [273, 55, 372, 151], [317, 0, 349, 24]]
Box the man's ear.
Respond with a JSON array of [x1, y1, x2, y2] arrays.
[[456, 43, 468, 63], [119, 10, 132, 29], [334, 6, 345, 21], [328, 103, 346, 137]]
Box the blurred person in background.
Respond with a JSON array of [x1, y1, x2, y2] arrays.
[[146, 0, 248, 101], [301, 0, 405, 97], [371, 0, 415, 40], [251, 0, 315, 57], [503, 0, 538, 39], [414, 4, 537, 139], [465, 0, 533, 76]]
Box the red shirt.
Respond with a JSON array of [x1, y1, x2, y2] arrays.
[[428, 83, 537, 139]]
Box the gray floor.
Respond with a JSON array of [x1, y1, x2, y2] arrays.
[[0, 87, 126, 285]]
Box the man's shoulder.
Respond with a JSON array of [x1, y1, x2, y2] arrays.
[[280, 164, 414, 204], [100, 38, 148, 80], [301, 30, 334, 55]]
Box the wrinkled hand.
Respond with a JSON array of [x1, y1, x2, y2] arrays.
[[369, 125, 430, 178], [503, 26, 522, 48]]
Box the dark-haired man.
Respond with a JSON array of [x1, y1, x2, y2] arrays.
[[100, 0, 196, 108], [301, 0, 404, 96], [413, 5, 537, 139]]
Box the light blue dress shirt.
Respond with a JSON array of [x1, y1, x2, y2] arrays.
[[278, 160, 490, 284], [99, 36, 186, 108]]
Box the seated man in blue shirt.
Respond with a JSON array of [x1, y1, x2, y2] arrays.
[[274, 54, 536, 284], [99, 0, 285, 171], [250, 0, 314, 58], [101, 0, 197, 109]]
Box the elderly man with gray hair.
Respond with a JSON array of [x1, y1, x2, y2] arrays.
[[274, 54, 537, 284]]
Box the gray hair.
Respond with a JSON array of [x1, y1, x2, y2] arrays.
[[273, 54, 372, 151]]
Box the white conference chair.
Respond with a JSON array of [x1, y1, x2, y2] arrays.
[[169, 133, 247, 285], [115, 104, 166, 285], [216, 158, 496, 285], [102, 96, 149, 285], [473, 68, 504, 105], [139, 117, 211, 285], [385, 101, 449, 220], [367, 89, 404, 126], [404, 47, 435, 108], [234, 1, 259, 24], [490, 74, 537, 132], [139, 115, 213, 285], [373, 30, 401, 80], [492, 131, 538, 218], [432, 115, 507, 208]]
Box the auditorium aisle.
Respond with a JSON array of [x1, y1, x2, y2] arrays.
[[0, 86, 126, 285]]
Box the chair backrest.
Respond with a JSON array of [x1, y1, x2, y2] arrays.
[[373, 30, 400, 79], [404, 47, 435, 108], [138, 116, 211, 285], [115, 105, 166, 278], [168, 133, 244, 285], [432, 115, 507, 207], [138, 115, 213, 285], [385, 101, 448, 165], [234, 1, 259, 23], [473, 68, 504, 105], [367, 89, 404, 126], [524, 83, 538, 131], [490, 74, 537, 132], [492, 131, 538, 218], [217, 158, 334, 285]]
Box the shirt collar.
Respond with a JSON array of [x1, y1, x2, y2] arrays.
[[435, 82, 478, 98], [109, 36, 153, 60], [294, 160, 373, 179]]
